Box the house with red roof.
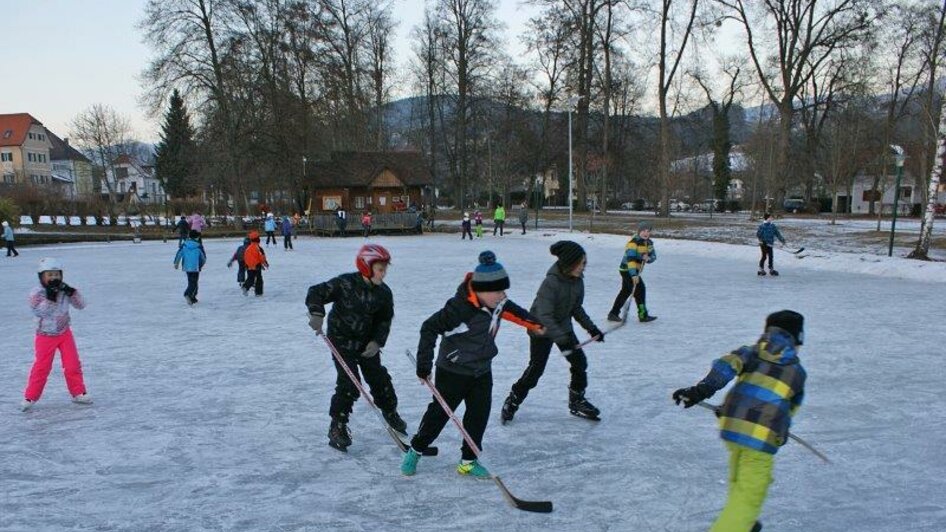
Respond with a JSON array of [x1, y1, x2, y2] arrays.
[[0, 113, 54, 188]]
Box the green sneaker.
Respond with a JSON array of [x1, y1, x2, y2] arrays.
[[400, 448, 421, 476], [457, 459, 490, 479]]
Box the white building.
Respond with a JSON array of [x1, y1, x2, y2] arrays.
[[839, 173, 919, 215], [104, 154, 167, 205]]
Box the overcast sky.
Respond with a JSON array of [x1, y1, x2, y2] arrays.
[[0, 0, 543, 144]]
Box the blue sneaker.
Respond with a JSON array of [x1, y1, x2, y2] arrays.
[[401, 448, 421, 476], [456, 459, 490, 479]]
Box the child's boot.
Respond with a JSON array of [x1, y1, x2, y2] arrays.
[[400, 447, 421, 476], [20, 399, 35, 412], [328, 419, 352, 452], [637, 303, 657, 322], [500, 392, 521, 424], [72, 394, 93, 405], [769, 269, 779, 276], [457, 459, 490, 478], [757, 269, 766, 276], [568, 388, 601, 420], [751, 522, 762, 532]]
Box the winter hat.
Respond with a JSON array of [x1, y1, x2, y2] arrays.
[[765, 310, 805, 345], [550, 240, 586, 270], [188, 229, 200, 239], [2, 220, 8, 227], [471, 251, 510, 292], [638, 220, 654, 232], [267, 212, 274, 218]]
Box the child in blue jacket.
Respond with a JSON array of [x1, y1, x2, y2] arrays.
[[756, 213, 786, 276], [174, 230, 207, 305], [227, 237, 250, 285]]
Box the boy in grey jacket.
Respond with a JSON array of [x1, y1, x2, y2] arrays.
[[502, 241, 605, 423]]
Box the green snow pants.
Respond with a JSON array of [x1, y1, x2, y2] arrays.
[[709, 442, 774, 532]]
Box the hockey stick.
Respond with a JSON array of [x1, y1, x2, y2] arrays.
[[695, 402, 830, 464], [406, 350, 553, 513], [318, 334, 437, 456], [777, 245, 805, 254]]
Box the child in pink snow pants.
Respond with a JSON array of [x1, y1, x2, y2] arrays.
[[21, 257, 92, 412]]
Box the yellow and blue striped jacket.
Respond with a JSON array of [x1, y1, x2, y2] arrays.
[[700, 329, 806, 455], [618, 233, 655, 276]]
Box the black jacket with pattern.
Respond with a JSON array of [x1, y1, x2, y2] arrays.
[[416, 273, 543, 378], [305, 272, 394, 352], [529, 264, 597, 344]]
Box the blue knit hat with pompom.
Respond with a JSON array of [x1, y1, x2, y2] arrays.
[[471, 250, 510, 291]]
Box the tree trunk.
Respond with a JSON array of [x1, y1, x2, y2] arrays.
[[909, 97, 946, 259]]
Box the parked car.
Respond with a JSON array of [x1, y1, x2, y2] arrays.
[[783, 198, 806, 213], [669, 199, 690, 212], [693, 199, 721, 213]]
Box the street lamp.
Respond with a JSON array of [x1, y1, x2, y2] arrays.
[[887, 145, 906, 257], [567, 96, 580, 232]]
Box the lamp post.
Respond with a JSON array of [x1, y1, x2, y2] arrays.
[[566, 96, 580, 232], [887, 145, 906, 257]]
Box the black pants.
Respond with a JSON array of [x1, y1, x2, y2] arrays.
[[236, 264, 246, 284], [243, 269, 264, 295], [330, 344, 398, 422], [511, 335, 588, 402], [363, 224, 371, 237], [5, 241, 17, 257], [493, 220, 504, 235], [283, 234, 293, 250], [520, 221, 527, 234], [265, 231, 276, 245], [335, 220, 347, 237], [461, 225, 473, 240], [609, 272, 646, 316], [184, 271, 200, 299], [411, 367, 492, 461], [759, 244, 774, 270]]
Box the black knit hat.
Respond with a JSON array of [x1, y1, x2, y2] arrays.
[[550, 240, 586, 270], [470, 251, 510, 292], [765, 310, 805, 345]]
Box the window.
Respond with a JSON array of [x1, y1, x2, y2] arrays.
[[27, 153, 34, 162], [2, 173, 14, 184], [115, 167, 129, 179], [900, 187, 912, 200], [354, 196, 365, 209], [152, 182, 157, 194], [0, 152, 11, 162], [862, 190, 881, 202], [28, 133, 34, 140]]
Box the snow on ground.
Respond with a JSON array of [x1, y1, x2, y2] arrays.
[[1, 232, 944, 531]]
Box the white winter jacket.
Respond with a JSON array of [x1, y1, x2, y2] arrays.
[[29, 286, 85, 336]]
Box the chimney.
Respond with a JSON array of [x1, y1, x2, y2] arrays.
[[63, 137, 69, 145]]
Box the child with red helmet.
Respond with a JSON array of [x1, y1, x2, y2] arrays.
[[21, 258, 92, 411], [305, 243, 406, 452], [242, 230, 269, 296]]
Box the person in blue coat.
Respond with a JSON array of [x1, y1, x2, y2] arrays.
[[3, 220, 18, 257], [174, 230, 207, 305], [264, 213, 277, 246], [281, 215, 294, 251], [756, 213, 786, 276]]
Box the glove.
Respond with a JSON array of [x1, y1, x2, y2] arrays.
[[672, 382, 715, 408], [227, 262, 233, 269], [174, 264, 179, 270], [44, 284, 60, 301], [60, 283, 76, 297], [361, 341, 381, 358], [588, 326, 605, 342], [416, 364, 431, 380], [308, 312, 324, 334]]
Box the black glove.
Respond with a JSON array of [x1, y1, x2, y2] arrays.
[[308, 312, 324, 334], [60, 283, 76, 297], [588, 326, 605, 342], [672, 382, 715, 408], [416, 364, 431, 380], [44, 279, 62, 301]]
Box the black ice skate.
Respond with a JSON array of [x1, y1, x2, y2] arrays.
[[328, 419, 352, 452], [751, 522, 762, 532], [769, 269, 779, 276], [757, 269, 766, 276], [568, 389, 601, 421], [500, 392, 521, 425], [606, 312, 623, 323]]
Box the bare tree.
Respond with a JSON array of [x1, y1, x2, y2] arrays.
[[366, 3, 396, 149], [69, 104, 133, 220], [716, 0, 879, 208], [692, 61, 743, 204]]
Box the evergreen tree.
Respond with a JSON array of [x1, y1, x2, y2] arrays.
[[154, 89, 197, 199]]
